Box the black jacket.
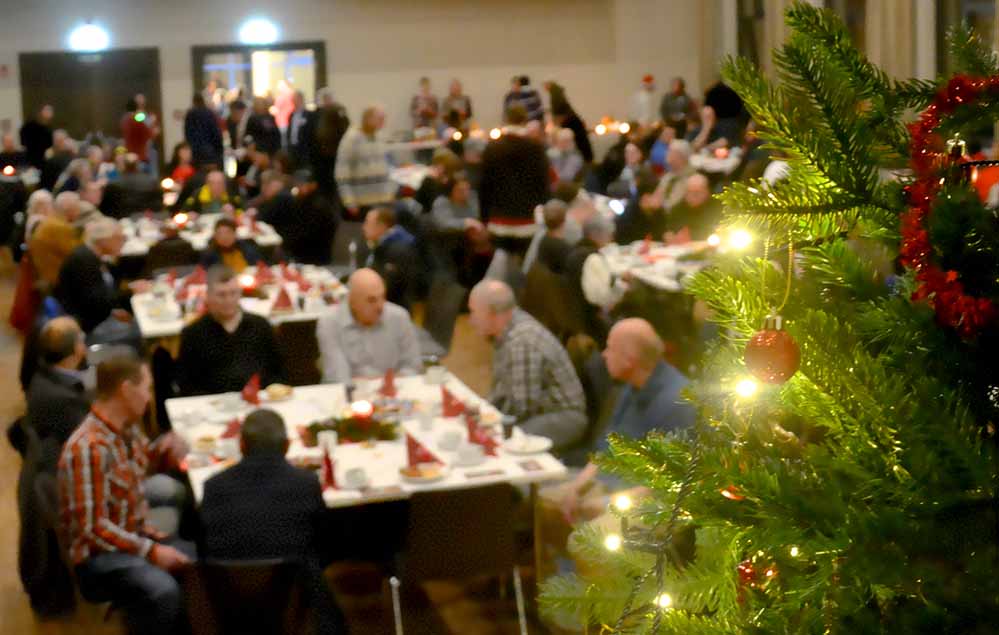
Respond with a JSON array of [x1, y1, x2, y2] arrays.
[[615, 201, 669, 246], [260, 190, 338, 266], [177, 312, 286, 396], [201, 453, 327, 563], [562, 112, 594, 163], [55, 245, 126, 333], [285, 109, 318, 168], [184, 107, 224, 167], [479, 134, 549, 225], [368, 227, 420, 309], [19, 120, 52, 169], [246, 113, 281, 156], [26, 365, 91, 473], [667, 198, 724, 241]]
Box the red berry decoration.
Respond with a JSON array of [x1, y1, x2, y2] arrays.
[[744, 315, 800, 384], [737, 560, 758, 586]]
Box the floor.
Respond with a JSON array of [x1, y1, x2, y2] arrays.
[[0, 267, 553, 634]]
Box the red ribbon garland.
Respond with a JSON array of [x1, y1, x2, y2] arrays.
[[901, 74, 997, 338]]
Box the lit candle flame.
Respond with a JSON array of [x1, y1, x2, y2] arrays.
[[238, 273, 256, 289], [489, 128, 502, 140], [595, 123, 607, 136], [161, 177, 175, 190], [350, 399, 374, 418], [2, 165, 14, 176], [618, 122, 631, 134]]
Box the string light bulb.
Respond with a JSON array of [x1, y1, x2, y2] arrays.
[[655, 593, 673, 609], [618, 122, 631, 134], [161, 177, 175, 190], [612, 493, 632, 512], [603, 533, 622, 551], [729, 229, 752, 250], [595, 123, 607, 135], [489, 128, 502, 140], [2, 165, 14, 177], [707, 233, 721, 247], [172, 212, 189, 226], [790, 546, 800, 557], [451, 130, 462, 141], [735, 378, 758, 398]]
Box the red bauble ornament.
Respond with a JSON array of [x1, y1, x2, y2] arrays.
[[744, 315, 800, 384], [737, 560, 757, 586]]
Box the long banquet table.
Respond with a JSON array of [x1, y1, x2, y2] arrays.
[[120, 213, 283, 258], [166, 374, 568, 509], [600, 240, 712, 292]]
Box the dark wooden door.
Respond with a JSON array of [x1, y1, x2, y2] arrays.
[[19, 48, 163, 159]]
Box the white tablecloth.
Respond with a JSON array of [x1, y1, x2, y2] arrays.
[[389, 165, 431, 191], [600, 241, 711, 292], [120, 213, 282, 258], [166, 375, 568, 508], [131, 265, 346, 339]]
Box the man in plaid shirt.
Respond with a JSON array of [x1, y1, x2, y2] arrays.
[[469, 279, 587, 450], [58, 351, 191, 635]]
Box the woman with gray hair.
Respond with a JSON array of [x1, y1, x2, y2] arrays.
[[25, 189, 54, 237], [53, 157, 92, 194]]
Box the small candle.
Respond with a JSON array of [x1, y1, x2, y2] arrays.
[[238, 273, 256, 291], [161, 177, 175, 190], [2, 165, 14, 176], [172, 212, 189, 228], [350, 400, 374, 419], [595, 123, 607, 136], [451, 130, 462, 141], [618, 122, 631, 134], [489, 128, 502, 140], [714, 147, 730, 159]]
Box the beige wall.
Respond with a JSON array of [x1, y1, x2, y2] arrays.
[[0, 0, 715, 153]]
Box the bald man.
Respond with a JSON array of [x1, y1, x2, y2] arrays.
[[560, 318, 695, 522], [666, 173, 723, 242], [316, 268, 421, 383], [468, 279, 586, 449]]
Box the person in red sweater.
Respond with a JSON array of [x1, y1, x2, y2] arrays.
[[167, 142, 196, 185], [121, 98, 154, 162]]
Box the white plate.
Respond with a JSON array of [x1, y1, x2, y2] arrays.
[[502, 435, 553, 455]]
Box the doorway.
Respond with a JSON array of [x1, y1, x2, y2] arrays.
[[191, 41, 326, 117], [19, 47, 163, 157]]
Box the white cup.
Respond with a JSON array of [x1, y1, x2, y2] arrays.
[[344, 467, 368, 489]]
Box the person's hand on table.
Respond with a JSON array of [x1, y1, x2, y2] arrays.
[[150, 431, 190, 472], [129, 279, 152, 294], [111, 309, 134, 323], [149, 543, 191, 573], [143, 526, 169, 542]]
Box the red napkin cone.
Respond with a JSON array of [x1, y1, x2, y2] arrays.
[[441, 386, 465, 417], [322, 449, 337, 490], [255, 263, 274, 285], [241, 373, 261, 405], [187, 265, 206, 285], [406, 433, 439, 466], [465, 415, 499, 456], [272, 286, 294, 311], [379, 368, 397, 397], [638, 234, 652, 255], [220, 418, 242, 439], [298, 279, 312, 293]]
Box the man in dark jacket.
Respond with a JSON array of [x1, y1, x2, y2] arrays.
[[312, 88, 351, 198], [479, 104, 550, 257], [55, 218, 146, 335], [20, 104, 54, 170], [246, 98, 281, 156], [285, 91, 317, 170], [614, 171, 668, 246], [200, 409, 345, 633], [19, 315, 91, 616], [177, 265, 286, 396], [362, 206, 420, 309], [184, 93, 224, 168]]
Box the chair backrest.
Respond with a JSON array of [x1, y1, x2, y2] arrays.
[[422, 275, 467, 353], [142, 239, 199, 278], [521, 262, 587, 341], [275, 320, 322, 386], [400, 483, 516, 583], [331, 220, 364, 267], [186, 559, 311, 635]]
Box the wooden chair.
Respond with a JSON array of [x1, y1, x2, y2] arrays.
[[185, 559, 313, 635], [389, 484, 528, 634]]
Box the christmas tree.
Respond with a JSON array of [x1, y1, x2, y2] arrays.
[[540, 4, 999, 633]]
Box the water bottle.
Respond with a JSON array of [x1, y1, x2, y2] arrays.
[[348, 239, 357, 271]]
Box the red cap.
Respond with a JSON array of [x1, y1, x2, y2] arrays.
[[642, 74, 654, 84]]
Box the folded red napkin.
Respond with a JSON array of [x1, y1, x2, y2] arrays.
[[379, 368, 397, 397], [220, 418, 242, 439], [465, 415, 499, 456], [241, 373, 261, 405], [441, 386, 465, 417], [322, 449, 337, 490], [176, 286, 189, 303], [638, 234, 652, 255], [254, 263, 275, 285], [406, 433, 439, 466], [272, 286, 294, 311], [187, 265, 207, 285], [298, 279, 312, 293]]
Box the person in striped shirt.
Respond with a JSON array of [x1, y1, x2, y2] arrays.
[[335, 105, 396, 220], [58, 350, 191, 635]]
